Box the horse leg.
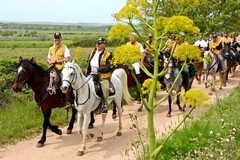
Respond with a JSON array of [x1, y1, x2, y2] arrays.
[[77, 112, 93, 156], [176, 93, 183, 112], [97, 112, 108, 142], [138, 94, 147, 112], [66, 107, 77, 134], [112, 102, 117, 119], [116, 101, 123, 136], [88, 111, 95, 129], [77, 112, 84, 134], [37, 109, 62, 147], [166, 95, 172, 117]]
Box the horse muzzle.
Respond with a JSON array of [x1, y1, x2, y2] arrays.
[[60, 85, 68, 93], [11, 83, 22, 92]]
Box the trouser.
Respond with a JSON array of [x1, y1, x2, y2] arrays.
[[100, 80, 110, 105], [216, 54, 225, 70]]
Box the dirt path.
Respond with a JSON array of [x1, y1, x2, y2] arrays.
[[1, 67, 240, 160]]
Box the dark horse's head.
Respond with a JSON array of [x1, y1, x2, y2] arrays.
[[11, 57, 35, 92]]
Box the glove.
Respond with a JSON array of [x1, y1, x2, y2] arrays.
[[165, 73, 170, 79], [212, 46, 216, 49]]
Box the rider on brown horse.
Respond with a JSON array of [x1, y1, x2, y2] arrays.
[[47, 32, 73, 109]]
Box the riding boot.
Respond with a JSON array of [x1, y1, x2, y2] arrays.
[[101, 99, 108, 114], [64, 88, 73, 109]]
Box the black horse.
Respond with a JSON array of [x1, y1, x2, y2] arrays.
[[11, 57, 77, 147]]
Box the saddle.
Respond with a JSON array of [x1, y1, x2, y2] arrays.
[[92, 75, 115, 99]]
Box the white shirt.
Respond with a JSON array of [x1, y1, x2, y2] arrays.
[[90, 50, 102, 70], [47, 43, 70, 59], [194, 40, 207, 48]]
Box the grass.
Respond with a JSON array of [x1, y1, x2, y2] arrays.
[[0, 92, 72, 147], [155, 86, 240, 159]]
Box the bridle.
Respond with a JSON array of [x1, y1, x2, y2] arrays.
[[62, 66, 92, 105]]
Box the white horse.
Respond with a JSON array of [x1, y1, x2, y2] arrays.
[[203, 51, 227, 91], [60, 61, 133, 156]]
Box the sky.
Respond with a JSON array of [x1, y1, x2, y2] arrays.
[[0, 0, 127, 24]]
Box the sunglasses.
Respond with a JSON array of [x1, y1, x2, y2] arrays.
[[54, 37, 61, 39]]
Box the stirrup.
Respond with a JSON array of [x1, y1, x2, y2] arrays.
[[101, 105, 108, 114]]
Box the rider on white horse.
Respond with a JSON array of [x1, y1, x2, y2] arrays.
[[85, 37, 112, 114]]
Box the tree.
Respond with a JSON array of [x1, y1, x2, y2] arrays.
[[109, 0, 208, 159]]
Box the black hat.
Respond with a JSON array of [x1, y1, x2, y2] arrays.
[[54, 32, 61, 38], [212, 34, 217, 38], [97, 37, 106, 44]]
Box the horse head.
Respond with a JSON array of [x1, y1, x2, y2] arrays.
[[11, 57, 34, 92]]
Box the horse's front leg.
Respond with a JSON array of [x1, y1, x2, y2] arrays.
[[176, 93, 183, 112], [37, 109, 62, 147], [77, 112, 93, 156], [211, 75, 216, 91], [66, 107, 77, 134]]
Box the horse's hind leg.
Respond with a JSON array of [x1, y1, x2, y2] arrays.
[[112, 102, 117, 119], [116, 101, 123, 136]]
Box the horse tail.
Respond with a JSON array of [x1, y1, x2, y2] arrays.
[[112, 68, 133, 104]]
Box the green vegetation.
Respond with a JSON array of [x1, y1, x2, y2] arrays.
[[156, 86, 240, 159]]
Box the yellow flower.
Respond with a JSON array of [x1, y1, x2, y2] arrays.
[[108, 24, 132, 43], [181, 88, 209, 108], [173, 44, 201, 62], [112, 45, 142, 67], [112, 5, 143, 21], [141, 78, 161, 95], [164, 16, 200, 35], [75, 46, 82, 59]]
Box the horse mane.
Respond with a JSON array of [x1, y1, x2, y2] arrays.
[[20, 58, 48, 76]]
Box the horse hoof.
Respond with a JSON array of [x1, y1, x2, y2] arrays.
[[97, 137, 103, 142], [219, 87, 222, 90], [138, 107, 142, 112], [88, 124, 94, 129], [166, 113, 171, 118], [116, 132, 122, 136], [66, 129, 72, 134], [77, 151, 84, 156], [58, 129, 62, 135], [88, 133, 94, 138], [36, 143, 44, 148], [112, 114, 117, 119]]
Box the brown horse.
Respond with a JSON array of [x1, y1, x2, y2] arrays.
[[11, 57, 77, 148]]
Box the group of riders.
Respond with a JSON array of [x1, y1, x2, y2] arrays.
[[47, 31, 240, 115]]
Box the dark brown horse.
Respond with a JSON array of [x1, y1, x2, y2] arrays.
[[11, 57, 77, 147]]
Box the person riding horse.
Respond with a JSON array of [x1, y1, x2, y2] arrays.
[[47, 32, 73, 109], [85, 37, 113, 114], [206, 34, 226, 73]]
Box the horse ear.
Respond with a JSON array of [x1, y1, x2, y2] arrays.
[[19, 56, 23, 63], [72, 60, 75, 65], [30, 57, 34, 64]]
